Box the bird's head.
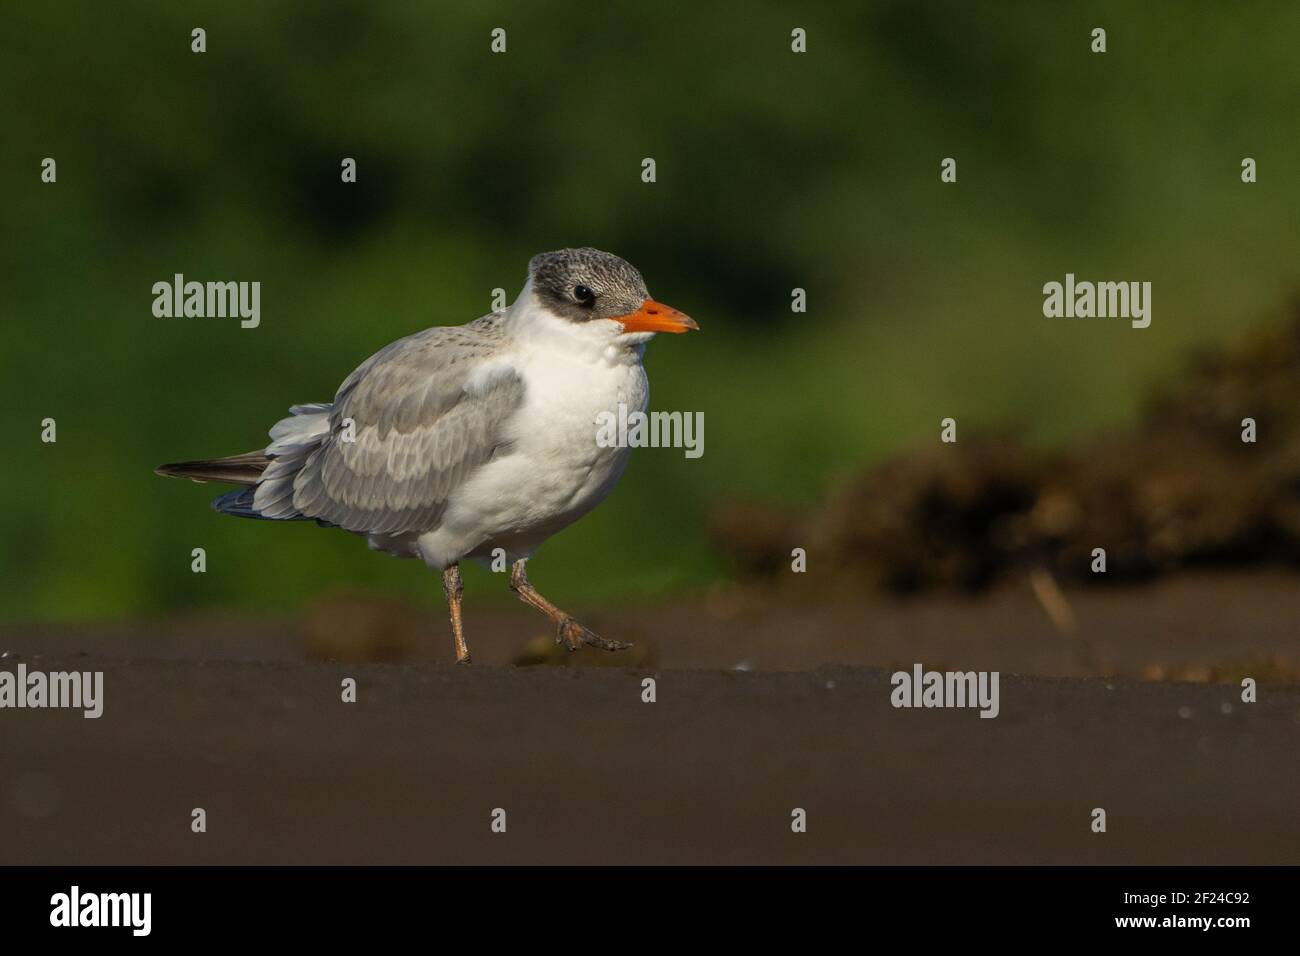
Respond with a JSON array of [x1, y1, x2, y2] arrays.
[[522, 247, 698, 339]]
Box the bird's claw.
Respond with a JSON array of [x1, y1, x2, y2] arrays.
[[555, 617, 632, 652]]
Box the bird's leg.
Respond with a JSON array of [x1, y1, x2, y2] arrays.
[[442, 564, 471, 664], [509, 559, 631, 652]]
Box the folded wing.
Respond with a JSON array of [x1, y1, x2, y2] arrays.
[[255, 318, 524, 535]]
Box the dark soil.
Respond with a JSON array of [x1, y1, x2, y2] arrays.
[[2, 571, 1299, 864]]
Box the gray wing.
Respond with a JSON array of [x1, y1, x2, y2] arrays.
[[282, 316, 524, 535]]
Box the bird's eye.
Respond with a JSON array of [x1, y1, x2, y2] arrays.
[[573, 284, 595, 306]]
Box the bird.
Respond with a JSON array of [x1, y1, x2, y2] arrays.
[[156, 248, 698, 663]]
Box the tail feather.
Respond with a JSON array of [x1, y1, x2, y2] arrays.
[[211, 486, 332, 525], [155, 451, 270, 485], [158, 403, 333, 522], [211, 486, 262, 518]]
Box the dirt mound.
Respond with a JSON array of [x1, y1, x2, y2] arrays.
[[712, 309, 1300, 592]]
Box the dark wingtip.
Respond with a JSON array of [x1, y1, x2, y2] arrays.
[[155, 462, 209, 482]]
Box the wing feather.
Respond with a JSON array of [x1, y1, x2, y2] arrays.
[[279, 318, 523, 535]]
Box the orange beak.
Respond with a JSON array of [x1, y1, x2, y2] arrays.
[[615, 299, 699, 334]]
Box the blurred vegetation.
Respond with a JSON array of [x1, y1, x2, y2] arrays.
[[1, 1, 1298, 621]]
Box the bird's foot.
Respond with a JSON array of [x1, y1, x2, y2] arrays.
[[555, 616, 632, 652]]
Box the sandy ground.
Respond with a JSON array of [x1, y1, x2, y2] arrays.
[[2, 571, 1299, 864]]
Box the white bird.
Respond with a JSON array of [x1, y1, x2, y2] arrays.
[[157, 248, 698, 663]]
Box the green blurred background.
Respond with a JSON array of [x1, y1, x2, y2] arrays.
[[2, 1, 1297, 621]]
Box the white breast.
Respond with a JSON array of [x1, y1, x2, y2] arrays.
[[415, 309, 650, 568]]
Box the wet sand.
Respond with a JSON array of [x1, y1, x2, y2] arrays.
[[2, 572, 1299, 864]]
